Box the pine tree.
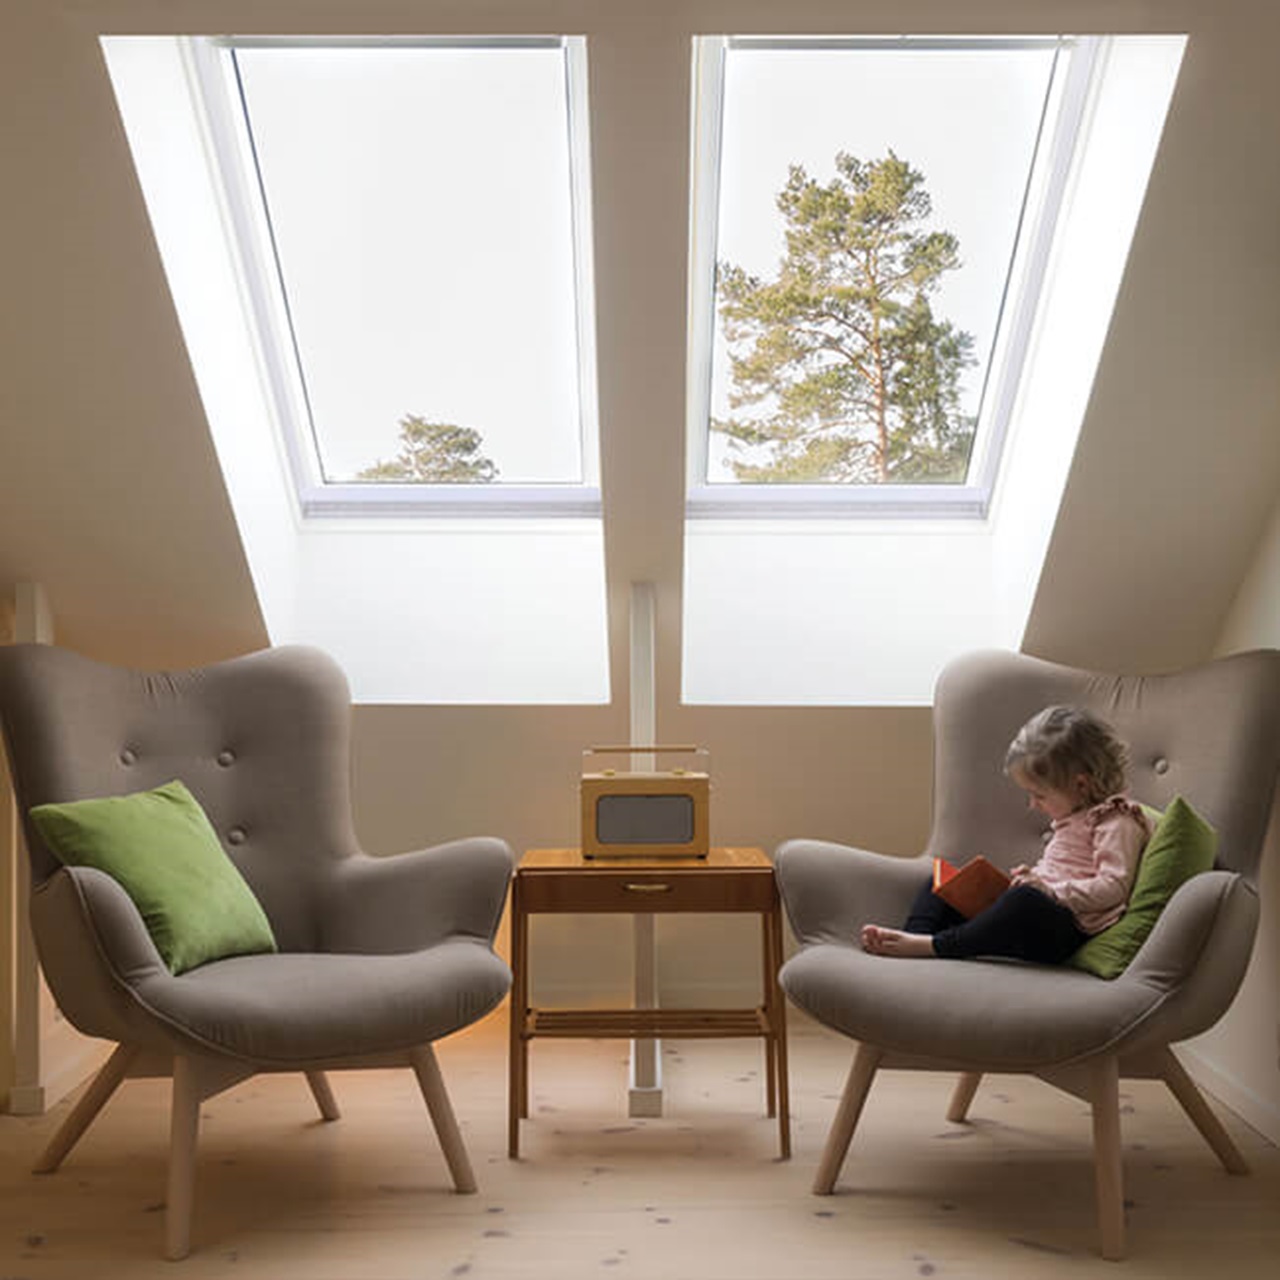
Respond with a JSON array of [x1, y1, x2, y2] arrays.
[[357, 414, 498, 483], [715, 152, 976, 484]]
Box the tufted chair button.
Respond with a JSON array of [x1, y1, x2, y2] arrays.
[[119, 747, 137, 766], [216, 749, 235, 767], [227, 827, 247, 846], [1154, 758, 1170, 776]]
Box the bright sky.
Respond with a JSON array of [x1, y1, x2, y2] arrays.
[[235, 43, 584, 484], [233, 39, 1057, 487]]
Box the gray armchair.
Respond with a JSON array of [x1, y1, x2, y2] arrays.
[[0, 643, 513, 1259], [776, 648, 1280, 1259]]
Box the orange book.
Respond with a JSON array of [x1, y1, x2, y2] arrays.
[[932, 856, 1011, 919]]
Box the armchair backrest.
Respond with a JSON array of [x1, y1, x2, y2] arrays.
[[927, 649, 1280, 886], [0, 644, 363, 950]]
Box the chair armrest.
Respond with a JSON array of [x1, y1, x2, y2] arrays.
[[1122, 870, 1258, 1003], [30, 866, 169, 1042], [774, 839, 930, 946], [318, 837, 514, 954]]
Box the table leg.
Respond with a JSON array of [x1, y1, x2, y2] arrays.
[[508, 879, 527, 1158], [761, 913, 777, 1118], [766, 902, 791, 1159]]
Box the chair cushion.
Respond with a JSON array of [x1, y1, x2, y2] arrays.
[[1069, 796, 1217, 980], [780, 943, 1159, 1068], [30, 780, 277, 975], [130, 940, 512, 1064]]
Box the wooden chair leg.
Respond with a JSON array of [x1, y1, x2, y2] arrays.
[[813, 1042, 883, 1195], [1158, 1047, 1249, 1175], [305, 1071, 341, 1122], [33, 1043, 136, 1174], [1090, 1056, 1125, 1261], [410, 1044, 477, 1194], [166, 1055, 202, 1261], [946, 1072, 982, 1123]]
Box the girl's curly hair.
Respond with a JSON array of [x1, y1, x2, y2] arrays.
[[1004, 705, 1129, 805]]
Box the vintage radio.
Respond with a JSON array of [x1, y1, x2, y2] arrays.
[[579, 745, 710, 858]]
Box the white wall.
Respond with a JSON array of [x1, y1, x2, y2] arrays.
[[1186, 501, 1280, 1142]]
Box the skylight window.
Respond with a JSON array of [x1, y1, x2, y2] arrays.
[[192, 37, 599, 516], [687, 36, 1094, 517], [682, 34, 1187, 704]]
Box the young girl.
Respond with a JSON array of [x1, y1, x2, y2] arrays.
[[861, 705, 1151, 963]]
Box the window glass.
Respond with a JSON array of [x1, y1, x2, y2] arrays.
[[696, 38, 1059, 492], [230, 40, 592, 491]]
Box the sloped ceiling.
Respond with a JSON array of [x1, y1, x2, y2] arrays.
[[0, 2, 265, 666], [1, 0, 1278, 677], [1024, 4, 1280, 671]]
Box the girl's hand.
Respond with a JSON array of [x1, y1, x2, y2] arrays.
[[1012, 865, 1045, 892], [1017, 870, 1049, 896]]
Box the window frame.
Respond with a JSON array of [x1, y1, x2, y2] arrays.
[[685, 34, 1100, 520], [186, 34, 602, 520]]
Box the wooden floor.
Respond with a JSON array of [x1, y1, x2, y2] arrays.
[[2, 1015, 1278, 1278]]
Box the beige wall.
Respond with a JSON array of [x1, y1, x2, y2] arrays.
[[1182, 501, 1280, 1142], [351, 700, 933, 1003], [1, 591, 13, 1109]]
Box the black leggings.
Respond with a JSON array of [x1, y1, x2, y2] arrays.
[[902, 876, 1088, 964]]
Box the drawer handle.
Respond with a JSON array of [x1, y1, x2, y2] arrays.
[[624, 882, 672, 893]]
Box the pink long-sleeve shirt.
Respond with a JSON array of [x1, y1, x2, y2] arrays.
[[1029, 795, 1152, 934]]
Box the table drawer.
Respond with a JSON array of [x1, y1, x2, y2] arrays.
[[517, 868, 776, 914]]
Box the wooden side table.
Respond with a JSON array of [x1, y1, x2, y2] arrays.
[[508, 846, 790, 1159]]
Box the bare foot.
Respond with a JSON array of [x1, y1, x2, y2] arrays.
[[860, 924, 936, 958]]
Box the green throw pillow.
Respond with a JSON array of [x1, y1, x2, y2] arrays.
[[1069, 795, 1217, 980], [30, 779, 277, 975]]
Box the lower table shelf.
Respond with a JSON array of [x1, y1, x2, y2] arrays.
[[525, 1007, 772, 1039]]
